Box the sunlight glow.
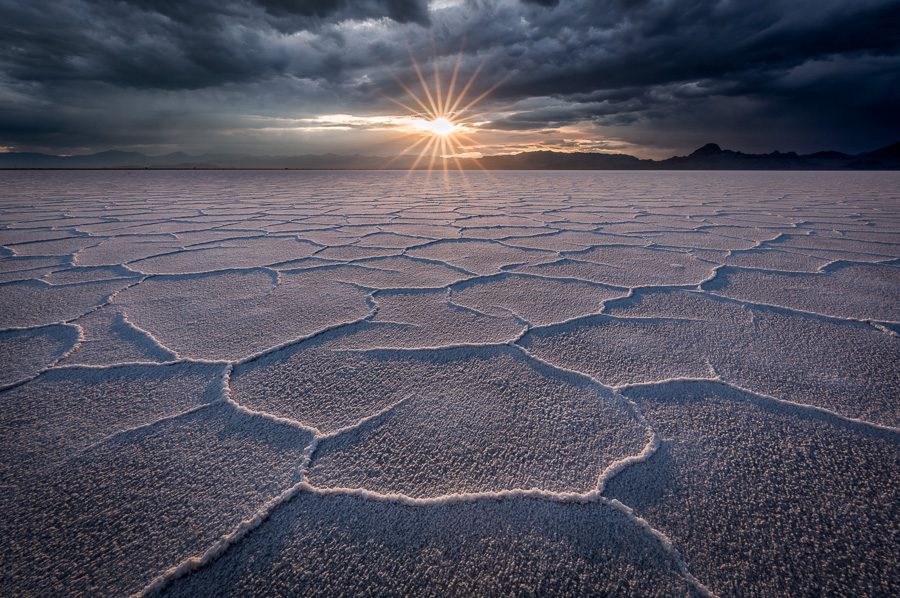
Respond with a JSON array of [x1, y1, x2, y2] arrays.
[[415, 117, 456, 136], [381, 52, 506, 175]]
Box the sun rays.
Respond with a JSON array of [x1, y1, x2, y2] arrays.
[[382, 52, 504, 176]]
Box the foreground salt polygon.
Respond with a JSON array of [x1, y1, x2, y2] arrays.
[[1, 170, 898, 597]]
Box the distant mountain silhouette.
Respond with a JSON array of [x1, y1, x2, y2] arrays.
[[457, 142, 900, 170], [470, 150, 647, 170], [2, 142, 898, 170], [647, 142, 900, 170], [689, 143, 724, 156]]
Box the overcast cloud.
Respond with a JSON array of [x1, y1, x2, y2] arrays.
[[1, 0, 898, 157]]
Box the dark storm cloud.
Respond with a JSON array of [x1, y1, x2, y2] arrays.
[[496, 0, 900, 96], [1, 0, 898, 155], [118, 0, 431, 26], [0, 0, 429, 89]]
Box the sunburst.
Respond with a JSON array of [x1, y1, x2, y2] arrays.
[[382, 52, 504, 175]]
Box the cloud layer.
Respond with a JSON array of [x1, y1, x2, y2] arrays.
[[1, 0, 898, 156]]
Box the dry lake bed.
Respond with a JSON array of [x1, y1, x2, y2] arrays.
[[1, 170, 898, 596]]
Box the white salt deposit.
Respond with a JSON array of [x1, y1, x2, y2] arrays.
[[0, 170, 897, 596]]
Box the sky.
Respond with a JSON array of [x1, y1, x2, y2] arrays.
[[1, 0, 899, 158]]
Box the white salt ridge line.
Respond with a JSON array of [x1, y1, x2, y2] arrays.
[[219, 364, 317, 436], [778, 231, 900, 250], [126, 260, 297, 279], [701, 286, 900, 326], [644, 233, 776, 253], [5, 273, 139, 289], [516, 257, 723, 290], [612, 375, 723, 392], [2, 237, 103, 266], [817, 256, 899, 273], [594, 395, 662, 495], [559, 241, 683, 257], [403, 247, 555, 271], [326, 247, 410, 261], [51, 358, 227, 371], [507, 287, 701, 337], [40, 262, 139, 281], [120, 246, 203, 269], [503, 266, 632, 289], [219, 363, 233, 398], [77, 401, 223, 457], [464, 227, 560, 240], [320, 269, 476, 292], [37, 238, 109, 264], [604, 497, 718, 598], [224, 396, 320, 437], [276, 261, 382, 276], [510, 342, 675, 498], [234, 303, 378, 367], [767, 243, 897, 263], [227, 346, 410, 437], [383, 252, 483, 277], [723, 262, 835, 277], [870, 322, 898, 337], [97, 276, 145, 307], [0, 262, 70, 278], [0, 322, 85, 392], [318, 394, 411, 440], [353, 293, 528, 348], [10, 362, 231, 471], [449, 269, 630, 292], [444, 293, 535, 331], [177, 233, 284, 249], [354, 229, 437, 244], [361, 319, 424, 328], [3, 228, 96, 246], [717, 254, 897, 277], [339, 336, 532, 354], [528, 312, 716, 337], [615, 376, 900, 434], [501, 239, 653, 252], [350, 271, 476, 293], [0, 276, 143, 335], [0, 278, 178, 372], [270, 256, 344, 271], [696, 227, 787, 244], [120, 239, 328, 277], [116, 310, 181, 361], [723, 379, 900, 434], [136, 482, 714, 598]]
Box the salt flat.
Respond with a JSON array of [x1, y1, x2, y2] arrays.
[[1, 170, 898, 596]]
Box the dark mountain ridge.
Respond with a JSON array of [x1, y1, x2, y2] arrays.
[[1, 142, 898, 170]]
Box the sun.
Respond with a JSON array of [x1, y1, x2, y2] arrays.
[[417, 117, 456, 136], [382, 52, 505, 174]]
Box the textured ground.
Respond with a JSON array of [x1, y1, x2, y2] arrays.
[[1, 170, 898, 597]]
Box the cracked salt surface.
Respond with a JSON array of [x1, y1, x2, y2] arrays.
[[606, 381, 899, 596], [523, 288, 900, 427], [1, 170, 898, 596]]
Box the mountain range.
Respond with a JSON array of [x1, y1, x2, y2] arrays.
[[1, 142, 898, 170]]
